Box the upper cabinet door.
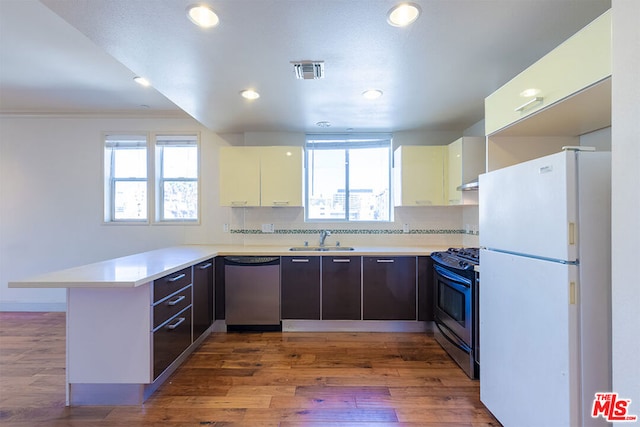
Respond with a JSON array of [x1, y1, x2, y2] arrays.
[[260, 146, 303, 207], [219, 147, 261, 207], [485, 10, 611, 136], [446, 137, 485, 205], [394, 145, 446, 206]]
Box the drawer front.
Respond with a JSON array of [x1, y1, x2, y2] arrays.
[[153, 285, 192, 329], [153, 307, 192, 379], [153, 267, 192, 302], [485, 10, 611, 135]]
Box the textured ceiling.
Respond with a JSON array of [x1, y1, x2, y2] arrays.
[[0, 0, 611, 133]]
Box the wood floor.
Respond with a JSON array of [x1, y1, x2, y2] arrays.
[[0, 312, 501, 426]]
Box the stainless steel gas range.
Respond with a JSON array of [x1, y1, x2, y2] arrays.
[[430, 247, 479, 379]]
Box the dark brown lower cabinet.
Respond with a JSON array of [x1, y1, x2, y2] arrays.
[[153, 306, 192, 379], [281, 256, 321, 319], [322, 256, 361, 320], [363, 256, 417, 320], [192, 259, 214, 339], [417, 256, 433, 321]]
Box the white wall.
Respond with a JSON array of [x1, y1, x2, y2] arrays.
[[1, 119, 480, 310], [0, 115, 231, 311], [611, 0, 640, 407]]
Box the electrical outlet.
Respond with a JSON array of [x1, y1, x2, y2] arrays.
[[403, 223, 410, 233], [223, 223, 229, 233], [261, 223, 275, 233]]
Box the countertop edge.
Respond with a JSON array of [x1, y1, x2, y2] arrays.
[[9, 244, 448, 289]]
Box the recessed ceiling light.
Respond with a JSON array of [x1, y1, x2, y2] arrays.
[[240, 89, 260, 100], [387, 3, 421, 27], [362, 89, 383, 100], [186, 4, 219, 28], [316, 121, 331, 128], [133, 76, 151, 87]]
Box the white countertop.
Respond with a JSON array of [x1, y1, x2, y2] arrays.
[[9, 244, 449, 289]]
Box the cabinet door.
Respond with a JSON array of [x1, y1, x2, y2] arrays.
[[447, 137, 485, 205], [281, 256, 320, 319], [485, 10, 611, 135], [322, 256, 361, 320], [153, 307, 192, 379], [447, 139, 463, 205], [394, 146, 446, 206], [363, 256, 416, 320], [219, 147, 260, 206], [261, 146, 303, 207], [192, 259, 214, 339]]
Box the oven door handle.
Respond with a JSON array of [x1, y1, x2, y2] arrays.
[[435, 321, 471, 353], [434, 264, 472, 287]]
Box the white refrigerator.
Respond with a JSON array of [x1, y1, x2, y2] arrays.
[[479, 149, 611, 427]]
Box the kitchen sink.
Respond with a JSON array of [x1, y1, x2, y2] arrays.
[[289, 246, 355, 252]]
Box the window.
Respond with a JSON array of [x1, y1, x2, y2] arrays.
[[103, 133, 199, 223], [104, 134, 148, 222], [306, 134, 391, 221], [156, 135, 199, 221]]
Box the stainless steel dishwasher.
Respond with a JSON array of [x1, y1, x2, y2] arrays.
[[224, 256, 281, 331]]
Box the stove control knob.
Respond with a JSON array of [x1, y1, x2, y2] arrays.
[[459, 260, 468, 268]]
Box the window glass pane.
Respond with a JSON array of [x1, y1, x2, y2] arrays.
[[307, 149, 346, 220], [348, 147, 390, 221], [163, 181, 198, 220], [113, 148, 147, 178], [305, 134, 391, 222], [162, 146, 198, 178], [114, 181, 147, 220]]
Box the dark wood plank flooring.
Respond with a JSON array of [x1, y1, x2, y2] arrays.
[[0, 312, 501, 426]]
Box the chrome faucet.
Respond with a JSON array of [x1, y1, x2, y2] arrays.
[[319, 230, 331, 247]]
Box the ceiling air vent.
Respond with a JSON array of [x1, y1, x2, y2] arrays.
[[291, 61, 324, 80]]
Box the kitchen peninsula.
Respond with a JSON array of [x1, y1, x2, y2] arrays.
[[9, 244, 444, 406]]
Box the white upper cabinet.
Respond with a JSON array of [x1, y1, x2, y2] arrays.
[[446, 137, 485, 205], [485, 9, 611, 136], [393, 145, 446, 206], [219, 146, 303, 207], [219, 147, 261, 207], [260, 146, 303, 207]]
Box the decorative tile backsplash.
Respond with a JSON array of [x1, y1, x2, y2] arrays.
[[231, 228, 477, 235], [223, 205, 480, 247]]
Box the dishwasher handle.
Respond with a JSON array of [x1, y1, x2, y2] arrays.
[[224, 256, 280, 266]]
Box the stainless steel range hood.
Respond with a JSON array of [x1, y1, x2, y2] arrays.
[[457, 179, 479, 191]]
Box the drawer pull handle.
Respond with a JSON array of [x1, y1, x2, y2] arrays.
[[291, 259, 310, 263], [514, 96, 543, 112], [198, 263, 213, 269], [272, 201, 289, 206], [377, 259, 395, 263], [166, 317, 185, 330], [333, 259, 350, 263], [167, 295, 186, 306], [231, 201, 248, 206], [167, 273, 186, 282]]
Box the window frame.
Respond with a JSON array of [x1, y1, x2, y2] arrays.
[[103, 133, 150, 224], [102, 132, 201, 225], [304, 133, 392, 222], [154, 133, 200, 223]]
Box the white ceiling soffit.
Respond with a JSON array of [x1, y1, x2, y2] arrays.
[[0, 0, 182, 117], [2, 0, 611, 133]]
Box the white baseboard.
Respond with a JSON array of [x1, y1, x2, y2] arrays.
[[0, 302, 66, 312]]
